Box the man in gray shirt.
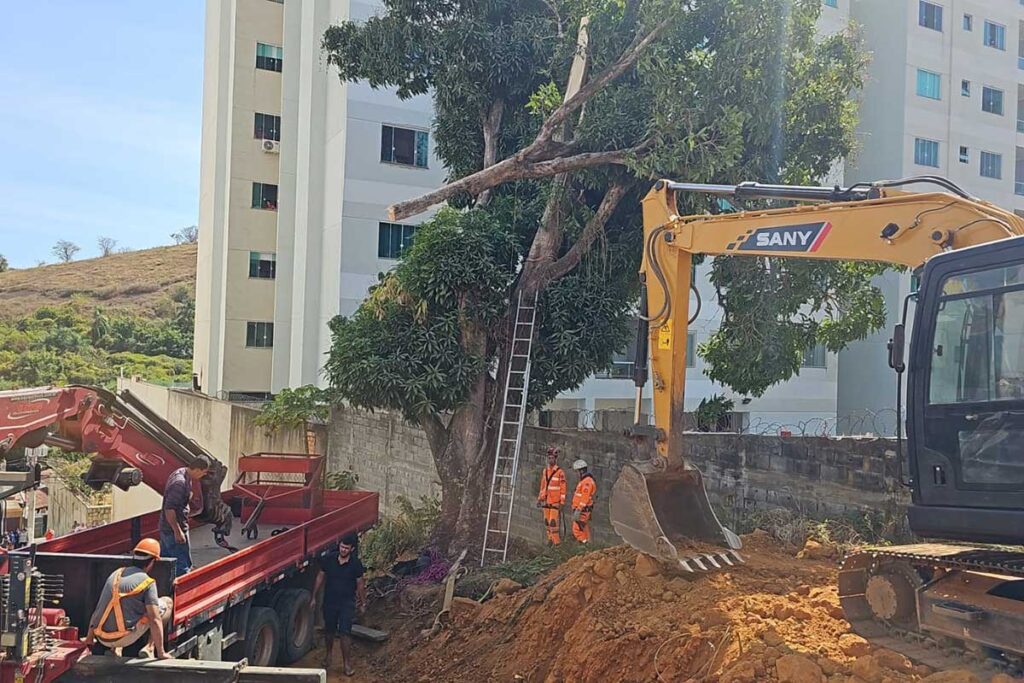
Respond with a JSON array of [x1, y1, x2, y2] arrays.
[[83, 538, 173, 658]]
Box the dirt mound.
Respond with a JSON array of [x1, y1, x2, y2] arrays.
[[371, 531, 1009, 683]]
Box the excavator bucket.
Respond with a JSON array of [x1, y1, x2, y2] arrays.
[[610, 460, 743, 573]]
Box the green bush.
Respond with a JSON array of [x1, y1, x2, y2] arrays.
[[360, 495, 440, 572]]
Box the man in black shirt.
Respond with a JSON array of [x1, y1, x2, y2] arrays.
[[314, 533, 365, 676], [159, 455, 212, 577]]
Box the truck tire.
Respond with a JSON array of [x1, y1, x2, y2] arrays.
[[273, 588, 315, 664], [243, 606, 280, 666]]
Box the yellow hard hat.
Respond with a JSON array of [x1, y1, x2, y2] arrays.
[[133, 538, 161, 560]]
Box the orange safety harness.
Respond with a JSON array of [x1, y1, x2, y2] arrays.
[[94, 568, 155, 641]]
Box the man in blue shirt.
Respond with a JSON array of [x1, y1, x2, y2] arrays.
[[158, 455, 212, 577], [314, 533, 365, 677]]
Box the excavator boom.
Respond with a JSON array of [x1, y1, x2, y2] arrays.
[[612, 177, 1024, 568]]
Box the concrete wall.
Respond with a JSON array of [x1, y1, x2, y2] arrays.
[[47, 474, 111, 536], [112, 378, 326, 522], [327, 405, 907, 548]]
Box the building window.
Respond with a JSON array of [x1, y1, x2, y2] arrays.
[[823, 0, 837, 7], [251, 182, 278, 210], [246, 322, 274, 348], [914, 138, 940, 167], [982, 86, 1004, 115], [961, 79, 971, 97], [378, 222, 417, 259], [983, 21, 1006, 50], [802, 344, 827, 369], [254, 113, 281, 141], [962, 14, 972, 31], [918, 1, 942, 31], [980, 151, 1002, 179], [256, 43, 282, 72], [249, 251, 276, 279], [915, 69, 941, 99], [686, 333, 696, 368], [959, 145, 969, 163], [380, 125, 429, 168]]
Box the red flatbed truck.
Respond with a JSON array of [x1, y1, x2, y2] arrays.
[[0, 387, 379, 682]]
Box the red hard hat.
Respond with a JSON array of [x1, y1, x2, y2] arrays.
[[133, 538, 162, 560]]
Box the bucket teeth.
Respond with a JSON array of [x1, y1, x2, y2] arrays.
[[675, 549, 746, 573]]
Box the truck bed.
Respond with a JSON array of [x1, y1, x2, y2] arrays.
[[35, 488, 379, 640]]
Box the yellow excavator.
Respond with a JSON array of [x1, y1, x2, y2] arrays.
[[610, 177, 1024, 665]]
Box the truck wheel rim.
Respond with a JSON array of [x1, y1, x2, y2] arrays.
[[292, 605, 312, 647], [254, 624, 274, 665]]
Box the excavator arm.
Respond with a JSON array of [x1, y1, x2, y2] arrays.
[[0, 385, 232, 535], [611, 178, 1024, 569]]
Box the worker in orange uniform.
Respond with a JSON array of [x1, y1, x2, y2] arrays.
[[570, 459, 597, 544], [536, 447, 567, 544]]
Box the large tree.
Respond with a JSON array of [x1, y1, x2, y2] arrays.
[[322, 0, 876, 550]]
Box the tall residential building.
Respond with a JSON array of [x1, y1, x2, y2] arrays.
[[193, 0, 1024, 433], [193, 0, 443, 400], [836, 0, 1024, 432]]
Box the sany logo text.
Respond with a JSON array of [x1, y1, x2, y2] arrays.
[[736, 222, 831, 253]]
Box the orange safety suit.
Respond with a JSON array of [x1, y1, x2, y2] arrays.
[[537, 465, 567, 544], [571, 474, 597, 543]]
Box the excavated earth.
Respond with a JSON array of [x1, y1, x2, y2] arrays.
[[300, 532, 1022, 683]]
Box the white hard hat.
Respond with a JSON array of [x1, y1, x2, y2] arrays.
[[572, 459, 588, 471]]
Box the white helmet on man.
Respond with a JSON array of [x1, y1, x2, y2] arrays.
[[572, 459, 588, 471]]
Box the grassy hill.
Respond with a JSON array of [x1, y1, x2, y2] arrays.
[[0, 244, 196, 318], [0, 244, 197, 390]]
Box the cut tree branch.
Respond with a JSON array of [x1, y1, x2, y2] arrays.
[[476, 99, 506, 208], [389, 147, 637, 221]]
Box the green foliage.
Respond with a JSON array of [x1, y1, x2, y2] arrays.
[[324, 470, 359, 491], [0, 292, 194, 390], [254, 385, 332, 431], [694, 394, 735, 432], [360, 496, 441, 572], [322, 0, 879, 416], [0, 254, 7, 272]]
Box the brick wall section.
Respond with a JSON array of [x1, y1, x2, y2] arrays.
[[327, 406, 909, 547]]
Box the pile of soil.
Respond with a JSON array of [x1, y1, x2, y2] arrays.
[[301, 532, 1020, 683]]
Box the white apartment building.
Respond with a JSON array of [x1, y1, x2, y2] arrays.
[[835, 0, 1024, 433], [193, 0, 444, 400], [193, 0, 1024, 433]]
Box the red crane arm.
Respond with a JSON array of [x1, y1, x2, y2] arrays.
[[0, 386, 231, 532]]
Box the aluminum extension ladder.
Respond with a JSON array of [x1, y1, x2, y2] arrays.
[[480, 291, 538, 565]]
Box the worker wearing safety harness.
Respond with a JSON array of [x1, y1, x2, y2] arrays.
[[536, 447, 567, 544], [83, 538, 173, 658], [571, 460, 597, 544]]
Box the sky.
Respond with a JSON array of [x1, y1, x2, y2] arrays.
[[0, 2, 205, 268]]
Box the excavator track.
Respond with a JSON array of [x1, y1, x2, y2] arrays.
[[839, 543, 1024, 678]]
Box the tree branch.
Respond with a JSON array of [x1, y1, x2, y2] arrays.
[[418, 411, 449, 456], [386, 15, 674, 220], [389, 148, 636, 220], [533, 15, 674, 146], [527, 180, 630, 290], [476, 98, 505, 208]]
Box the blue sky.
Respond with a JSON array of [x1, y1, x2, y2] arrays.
[[1, 2, 204, 268]]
